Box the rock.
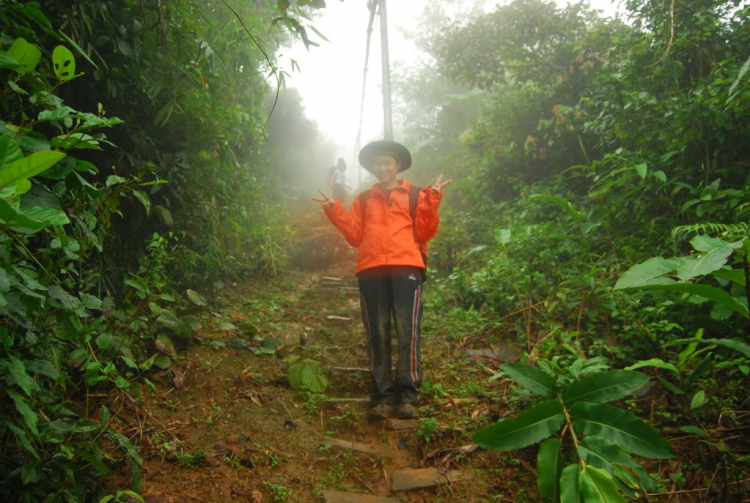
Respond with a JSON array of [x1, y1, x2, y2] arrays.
[[320, 439, 389, 458], [230, 338, 253, 351], [464, 344, 522, 363], [391, 467, 473, 492], [322, 491, 398, 503], [325, 397, 370, 406], [385, 419, 419, 430]]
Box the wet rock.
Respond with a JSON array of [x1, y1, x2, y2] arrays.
[[397, 434, 410, 450], [322, 491, 398, 503], [391, 467, 473, 491]]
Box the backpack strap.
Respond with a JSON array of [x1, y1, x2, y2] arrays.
[[408, 185, 420, 222]]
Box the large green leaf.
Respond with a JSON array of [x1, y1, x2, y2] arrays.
[[0, 355, 40, 396], [0, 204, 70, 232], [71, 447, 108, 475], [702, 338, 750, 358], [676, 242, 734, 280], [0, 52, 23, 70], [711, 268, 746, 286], [624, 359, 679, 375], [538, 438, 563, 502], [633, 283, 749, 318], [0, 136, 23, 166], [579, 465, 627, 503], [7, 388, 39, 436], [667, 337, 750, 358], [0, 151, 66, 188], [578, 436, 654, 491], [562, 370, 649, 404], [501, 363, 558, 398], [474, 400, 565, 451], [7, 423, 40, 460], [52, 45, 76, 82], [288, 360, 327, 392], [6, 38, 41, 74], [571, 402, 673, 459], [690, 235, 743, 252], [614, 257, 679, 289], [560, 465, 581, 503]]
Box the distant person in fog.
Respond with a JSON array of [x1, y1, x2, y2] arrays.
[[328, 157, 348, 204], [313, 140, 452, 420]]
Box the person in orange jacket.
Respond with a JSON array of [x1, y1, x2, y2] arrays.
[[313, 140, 452, 420]]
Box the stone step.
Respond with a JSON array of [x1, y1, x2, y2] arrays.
[[322, 490, 398, 503], [384, 419, 419, 430], [332, 366, 369, 372], [320, 438, 389, 458], [324, 397, 370, 406], [327, 315, 353, 322], [391, 467, 473, 492]]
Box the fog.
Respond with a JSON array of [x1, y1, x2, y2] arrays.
[[273, 0, 623, 195]]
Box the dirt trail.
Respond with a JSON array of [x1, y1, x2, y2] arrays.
[[105, 215, 533, 503]]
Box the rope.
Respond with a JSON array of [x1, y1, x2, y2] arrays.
[[352, 0, 380, 188]]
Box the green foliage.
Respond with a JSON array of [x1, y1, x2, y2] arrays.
[[0, 0, 330, 500], [475, 364, 670, 500], [615, 234, 750, 318], [288, 357, 328, 392]]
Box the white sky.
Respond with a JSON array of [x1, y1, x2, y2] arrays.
[[278, 0, 623, 186]]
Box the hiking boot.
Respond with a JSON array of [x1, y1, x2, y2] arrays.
[[368, 403, 394, 420], [396, 403, 419, 419]]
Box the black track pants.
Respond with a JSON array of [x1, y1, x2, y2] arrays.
[[358, 266, 423, 405]]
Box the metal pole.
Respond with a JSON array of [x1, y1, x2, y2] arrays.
[[379, 0, 393, 141]]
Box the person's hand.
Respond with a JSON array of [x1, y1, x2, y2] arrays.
[[312, 190, 335, 210], [430, 175, 453, 194]]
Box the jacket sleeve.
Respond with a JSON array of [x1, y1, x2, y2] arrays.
[[415, 187, 442, 243], [324, 195, 364, 247]]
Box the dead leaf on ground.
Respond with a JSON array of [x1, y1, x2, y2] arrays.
[[172, 368, 185, 390]]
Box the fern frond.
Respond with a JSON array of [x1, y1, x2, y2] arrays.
[[736, 202, 750, 219], [671, 222, 749, 241]]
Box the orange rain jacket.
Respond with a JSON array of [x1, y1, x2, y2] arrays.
[[324, 179, 442, 274]]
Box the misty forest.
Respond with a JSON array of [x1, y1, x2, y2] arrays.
[[1, 0, 750, 501]]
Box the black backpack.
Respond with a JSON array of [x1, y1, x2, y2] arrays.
[[359, 185, 428, 280]]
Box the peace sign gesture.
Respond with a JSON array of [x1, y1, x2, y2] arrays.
[[430, 175, 453, 194], [312, 190, 336, 210]]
